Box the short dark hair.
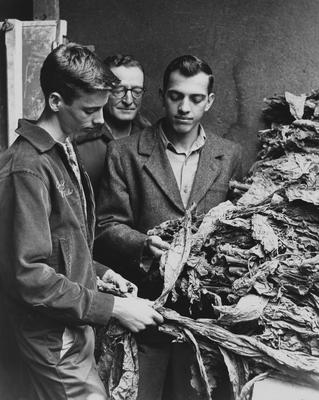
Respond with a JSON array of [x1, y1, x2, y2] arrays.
[[103, 54, 144, 75], [40, 42, 119, 105], [162, 55, 214, 93]]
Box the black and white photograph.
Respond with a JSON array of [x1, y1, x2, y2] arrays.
[[1, 1, 319, 399]]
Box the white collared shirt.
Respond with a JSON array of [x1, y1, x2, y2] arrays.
[[159, 124, 206, 208]]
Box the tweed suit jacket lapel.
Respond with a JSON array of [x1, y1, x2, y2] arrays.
[[187, 132, 225, 209], [138, 124, 185, 213]]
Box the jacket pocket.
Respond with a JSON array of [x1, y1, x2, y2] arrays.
[[47, 237, 71, 277]]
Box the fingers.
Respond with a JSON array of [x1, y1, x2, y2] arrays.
[[102, 269, 137, 295], [127, 282, 138, 297], [149, 236, 170, 250], [101, 269, 115, 282], [128, 298, 164, 326], [110, 274, 127, 293], [147, 236, 170, 258], [150, 246, 164, 258], [141, 299, 154, 306], [112, 297, 164, 333], [152, 309, 164, 324]]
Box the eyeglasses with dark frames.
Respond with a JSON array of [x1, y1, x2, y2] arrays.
[[111, 86, 146, 99]]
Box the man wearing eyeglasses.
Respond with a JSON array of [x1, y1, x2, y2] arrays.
[[95, 55, 243, 400], [76, 54, 150, 199]]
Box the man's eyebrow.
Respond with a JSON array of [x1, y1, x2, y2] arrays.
[[167, 90, 205, 95], [167, 89, 184, 95]]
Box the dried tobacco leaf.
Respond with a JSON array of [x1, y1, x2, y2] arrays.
[[184, 328, 211, 399], [97, 87, 319, 398], [251, 214, 278, 254], [219, 347, 250, 400], [285, 185, 319, 205], [236, 175, 279, 206], [148, 90, 319, 394], [109, 333, 139, 400], [155, 208, 193, 307], [293, 119, 319, 133], [97, 320, 139, 400], [158, 307, 319, 386], [214, 294, 269, 327], [285, 91, 306, 120], [192, 200, 236, 250]]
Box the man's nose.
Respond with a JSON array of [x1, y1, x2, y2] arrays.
[[93, 108, 104, 126], [122, 89, 134, 105], [178, 97, 191, 113]]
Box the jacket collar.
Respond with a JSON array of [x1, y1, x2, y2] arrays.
[[138, 120, 161, 155], [138, 119, 227, 212], [158, 122, 207, 154], [140, 121, 185, 212], [138, 118, 226, 158], [75, 112, 151, 145], [187, 130, 226, 208], [15, 119, 57, 153]]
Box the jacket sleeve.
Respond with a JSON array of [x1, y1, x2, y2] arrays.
[[0, 170, 114, 326], [95, 142, 147, 272]]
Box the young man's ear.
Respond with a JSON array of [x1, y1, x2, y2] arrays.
[[205, 92, 215, 112], [48, 92, 63, 112]]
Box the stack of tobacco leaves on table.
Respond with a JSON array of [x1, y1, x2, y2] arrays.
[[97, 90, 319, 400]]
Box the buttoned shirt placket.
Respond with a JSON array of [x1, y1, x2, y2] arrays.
[[159, 125, 206, 208]]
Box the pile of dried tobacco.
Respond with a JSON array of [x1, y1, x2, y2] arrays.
[[98, 90, 319, 400]]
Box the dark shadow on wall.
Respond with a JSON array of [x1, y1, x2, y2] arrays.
[[0, 0, 33, 21]]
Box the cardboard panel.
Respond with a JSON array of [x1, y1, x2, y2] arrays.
[[4, 19, 67, 145]]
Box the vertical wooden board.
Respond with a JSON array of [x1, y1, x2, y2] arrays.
[[22, 20, 67, 121], [5, 19, 67, 146], [22, 22, 56, 120], [5, 19, 23, 146], [0, 26, 8, 151]]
